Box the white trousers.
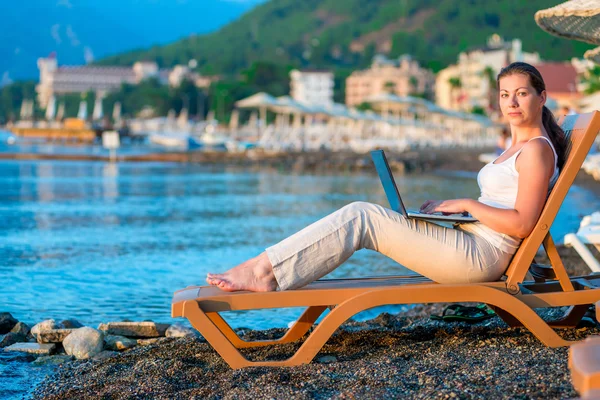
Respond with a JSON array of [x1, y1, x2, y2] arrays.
[[266, 202, 513, 290]]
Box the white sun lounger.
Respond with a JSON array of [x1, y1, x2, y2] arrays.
[[564, 212, 600, 273]]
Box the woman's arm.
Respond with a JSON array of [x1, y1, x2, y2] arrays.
[[421, 139, 555, 238]]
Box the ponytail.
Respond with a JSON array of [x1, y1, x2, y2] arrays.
[[541, 106, 567, 170]]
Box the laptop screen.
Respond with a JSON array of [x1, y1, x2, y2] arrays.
[[370, 150, 408, 217]]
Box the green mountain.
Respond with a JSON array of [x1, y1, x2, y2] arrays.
[[97, 0, 594, 75]]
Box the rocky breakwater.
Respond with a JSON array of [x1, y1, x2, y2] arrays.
[[1, 313, 198, 366]]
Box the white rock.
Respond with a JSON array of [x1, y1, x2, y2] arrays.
[[62, 327, 104, 360], [165, 323, 198, 338], [3, 342, 55, 355], [104, 335, 137, 351], [30, 319, 61, 339]]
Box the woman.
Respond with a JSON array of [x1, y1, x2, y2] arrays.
[[206, 62, 567, 292]]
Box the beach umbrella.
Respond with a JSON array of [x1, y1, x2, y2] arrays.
[[20, 100, 29, 120], [229, 109, 239, 131], [535, 0, 600, 45], [77, 100, 88, 120], [206, 110, 215, 122], [236, 92, 279, 128], [45, 95, 56, 121], [92, 97, 103, 120], [272, 96, 313, 115], [177, 107, 189, 128], [56, 102, 65, 121], [20, 99, 34, 119], [293, 113, 303, 129], [112, 102, 122, 121], [167, 109, 176, 122]]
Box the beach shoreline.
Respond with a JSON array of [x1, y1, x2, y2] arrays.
[[0, 147, 489, 174]]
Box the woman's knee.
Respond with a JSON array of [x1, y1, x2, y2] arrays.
[[342, 201, 382, 216]]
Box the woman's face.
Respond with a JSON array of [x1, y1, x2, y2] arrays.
[[498, 73, 546, 127]]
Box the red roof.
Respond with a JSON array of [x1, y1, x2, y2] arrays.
[[533, 63, 578, 94]]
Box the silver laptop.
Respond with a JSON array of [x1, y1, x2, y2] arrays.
[[370, 150, 478, 223]]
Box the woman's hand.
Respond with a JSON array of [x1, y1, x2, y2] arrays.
[[420, 199, 470, 215]]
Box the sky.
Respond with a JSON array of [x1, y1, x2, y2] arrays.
[[0, 0, 267, 83]]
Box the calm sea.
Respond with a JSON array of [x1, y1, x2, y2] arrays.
[[0, 158, 598, 399]]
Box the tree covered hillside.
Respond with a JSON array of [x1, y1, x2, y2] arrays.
[[97, 0, 594, 75]]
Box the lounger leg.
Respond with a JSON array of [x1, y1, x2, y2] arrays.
[[182, 300, 253, 369], [184, 301, 331, 368], [206, 306, 328, 348]]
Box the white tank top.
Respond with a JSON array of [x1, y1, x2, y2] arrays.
[[460, 136, 559, 254]]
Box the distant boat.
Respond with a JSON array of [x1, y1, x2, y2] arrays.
[[149, 132, 203, 149], [198, 132, 229, 150]]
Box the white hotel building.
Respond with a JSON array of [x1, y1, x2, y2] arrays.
[[289, 69, 334, 106], [36, 55, 214, 108]]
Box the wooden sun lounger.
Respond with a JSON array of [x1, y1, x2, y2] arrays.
[[172, 111, 600, 369]]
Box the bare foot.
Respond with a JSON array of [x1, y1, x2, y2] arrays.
[[206, 252, 278, 292]]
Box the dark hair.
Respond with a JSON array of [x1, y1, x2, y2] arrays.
[[497, 62, 568, 170]]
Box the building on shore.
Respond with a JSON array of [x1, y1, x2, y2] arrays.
[[289, 69, 334, 106], [36, 54, 215, 108], [435, 35, 540, 114], [345, 54, 435, 107]]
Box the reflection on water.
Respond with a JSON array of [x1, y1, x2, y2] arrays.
[[0, 160, 598, 331]]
